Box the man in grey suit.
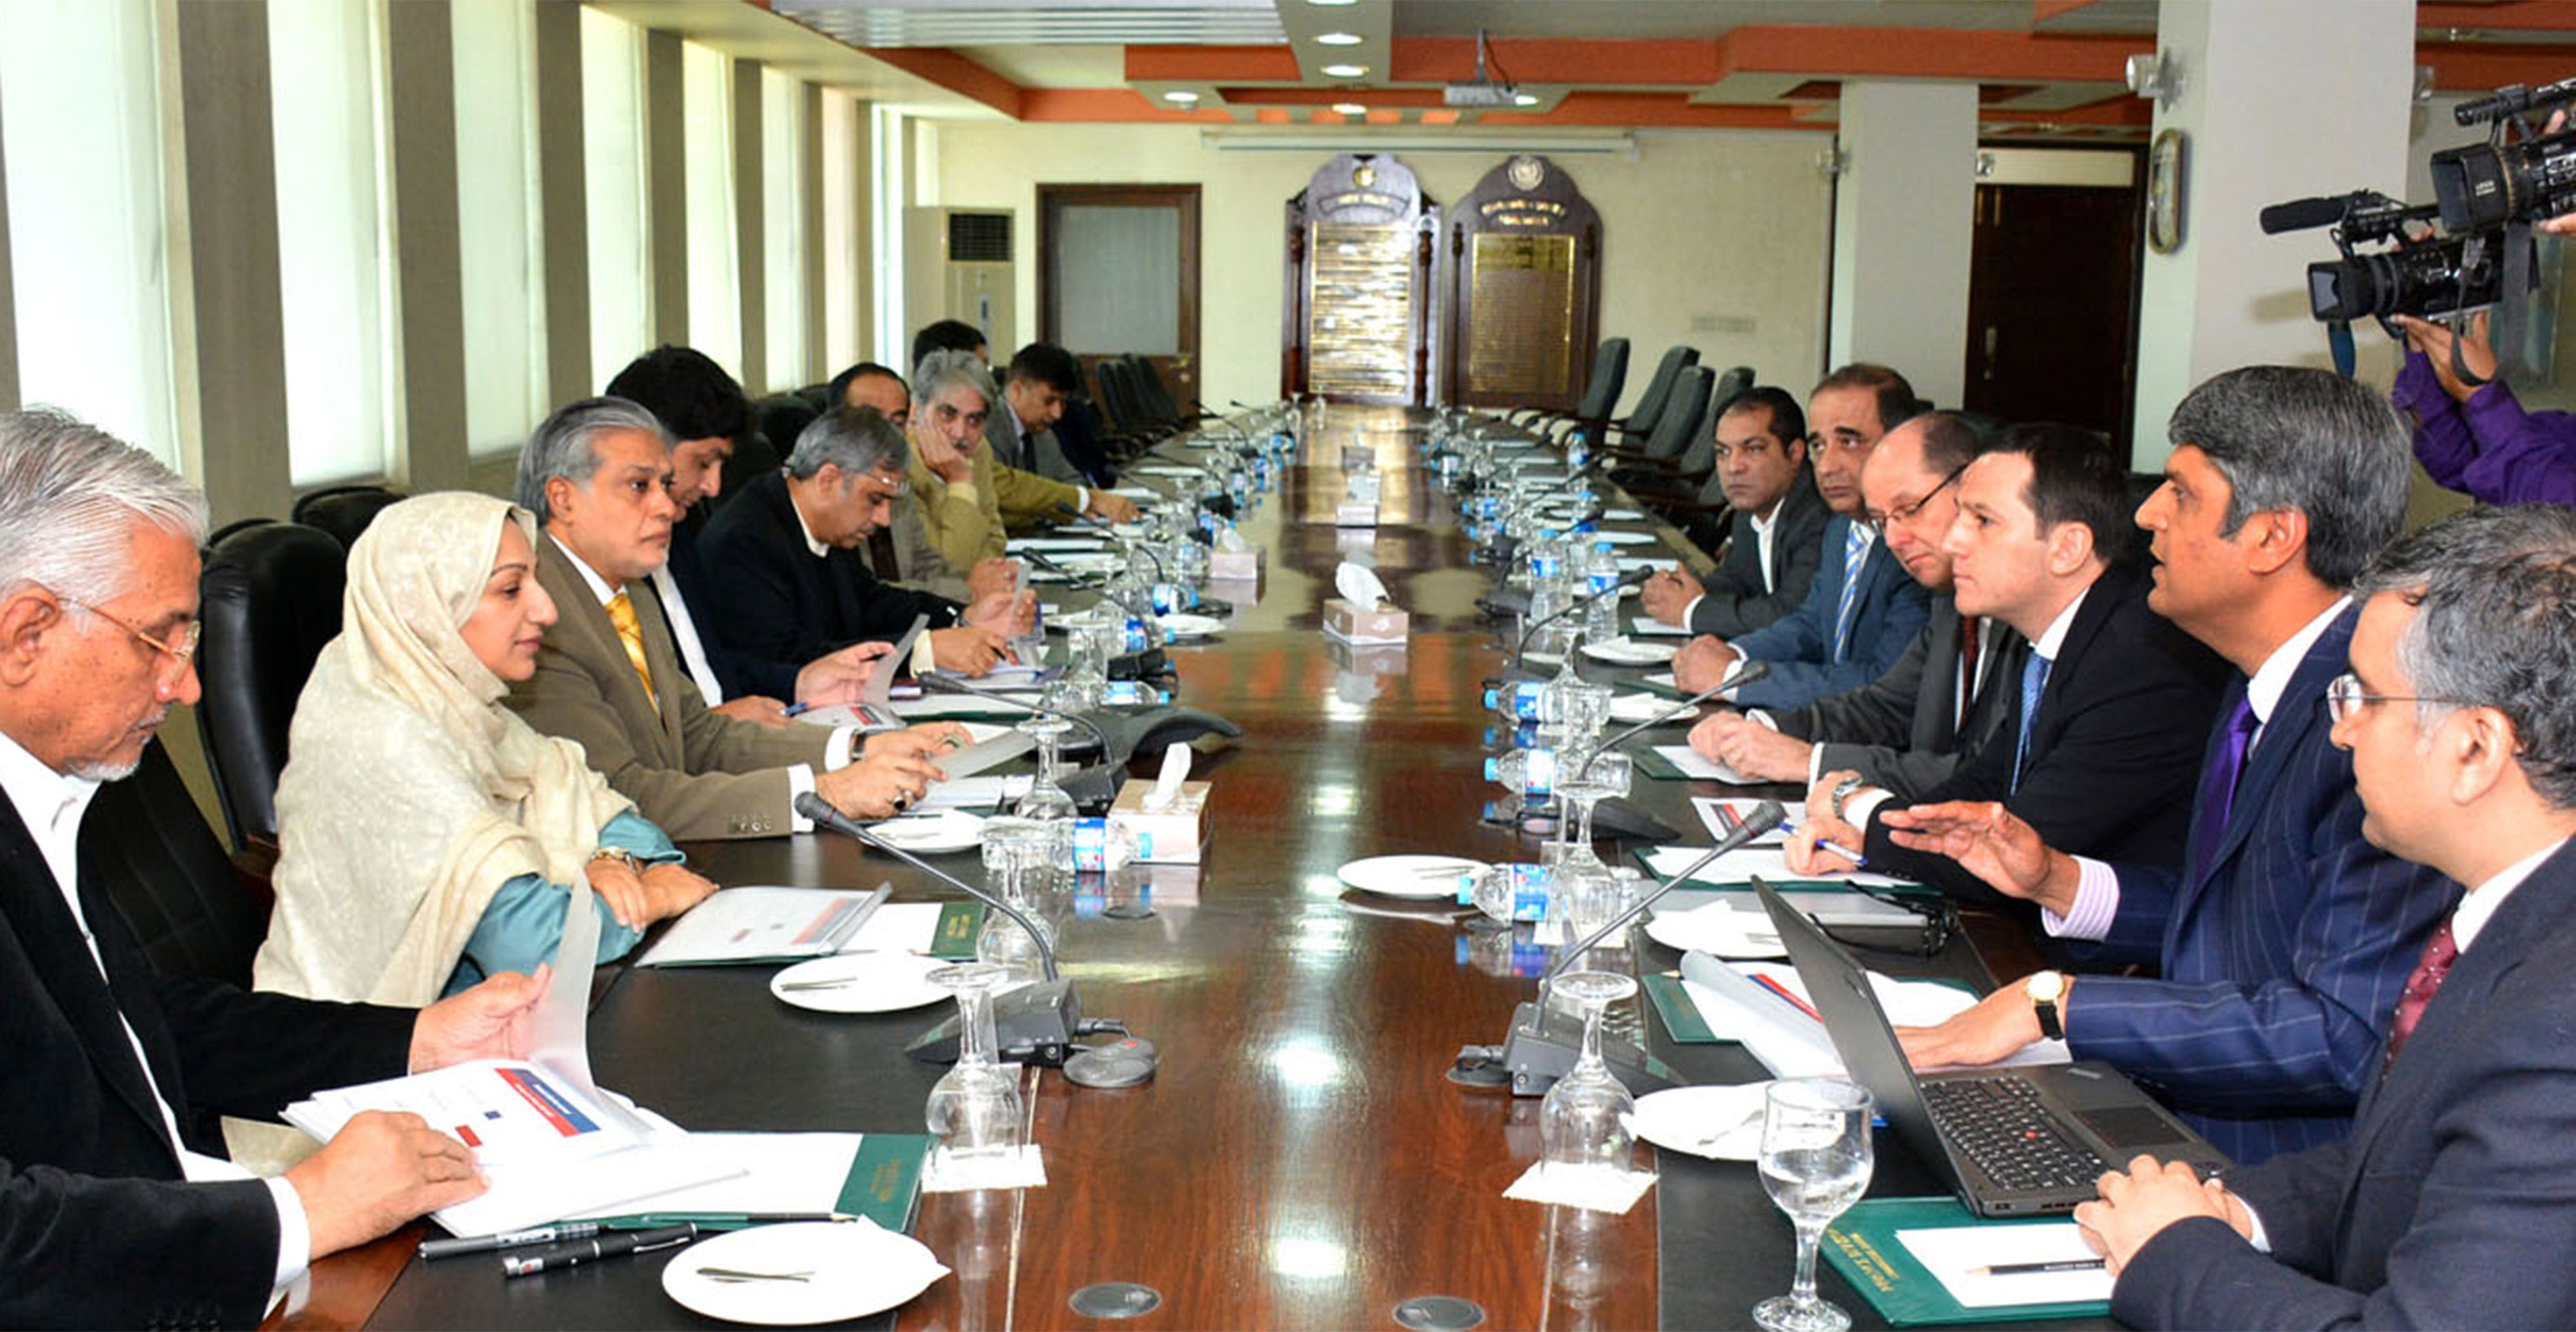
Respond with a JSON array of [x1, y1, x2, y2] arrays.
[[1637, 386, 1829, 638], [1688, 411, 2024, 799], [983, 343, 1092, 489], [504, 398, 955, 840], [2077, 505, 2576, 1329]]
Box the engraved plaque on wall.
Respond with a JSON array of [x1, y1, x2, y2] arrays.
[[1441, 155, 1601, 412], [1282, 154, 1438, 405]]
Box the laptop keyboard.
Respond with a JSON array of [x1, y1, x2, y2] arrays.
[[1921, 1076, 2110, 1192]]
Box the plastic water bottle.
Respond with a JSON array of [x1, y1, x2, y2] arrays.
[[1582, 540, 1622, 645]]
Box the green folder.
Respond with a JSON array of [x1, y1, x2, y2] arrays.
[[929, 901, 987, 959], [1822, 1196, 2111, 1326], [1643, 971, 1719, 1043], [1631, 747, 1695, 780], [834, 1133, 932, 1232]]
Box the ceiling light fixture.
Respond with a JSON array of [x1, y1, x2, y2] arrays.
[[1164, 90, 1200, 103], [1316, 32, 1363, 47], [1307, 0, 1359, 6], [1321, 63, 1368, 79], [1333, 102, 1367, 116], [1513, 93, 1540, 107]]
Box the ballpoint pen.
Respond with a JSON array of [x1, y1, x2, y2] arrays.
[[420, 1222, 603, 1260], [591, 1211, 858, 1231], [1973, 1257, 2107, 1276], [781, 702, 813, 718], [500, 1224, 703, 1277]]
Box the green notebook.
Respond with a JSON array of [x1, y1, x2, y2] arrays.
[[1643, 971, 1719, 1043], [929, 901, 987, 959], [1822, 1197, 2111, 1326]]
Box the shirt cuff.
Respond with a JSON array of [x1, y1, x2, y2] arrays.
[[910, 632, 938, 676], [825, 727, 858, 771], [786, 763, 818, 832], [1847, 787, 1895, 830], [2245, 1204, 2273, 1254], [1677, 594, 1705, 630], [2041, 856, 2120, 939], [1747, 709, 1778, 733], [1074, 486, 1090, 513], [267, 1175, 311, 1289]]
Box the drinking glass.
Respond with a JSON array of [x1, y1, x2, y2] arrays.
[[1753, 1079, 1875, 1332], [977, 817, 1064, 985], [1551, 748, 1633, 878], [924, 963, 1025, 1180], [1539, 970, 1642, 1182], [1013, 680, 1087, 821]]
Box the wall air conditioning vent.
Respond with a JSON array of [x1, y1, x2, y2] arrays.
[[948, 212, 1013, 263]]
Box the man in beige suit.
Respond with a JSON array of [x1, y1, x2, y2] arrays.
[[505, 398, 954, 840]]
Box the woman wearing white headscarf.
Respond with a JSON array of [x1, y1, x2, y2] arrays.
[[253, 492, 715, 1011]]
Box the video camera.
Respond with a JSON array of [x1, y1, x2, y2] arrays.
[[2431, 75, 2576, 232], [2261, 192, 2502, 329]]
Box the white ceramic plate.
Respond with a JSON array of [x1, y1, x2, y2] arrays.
[[1336, 854, 1490, 901], [663, 1219, 950, 1324], [1627, 1082, 1773, 1162], [1137, 464, 1202, 478], [858, 808, 987, 854], [1608, 692, 1686, 724], [1161, 612, 1224, 639], [1588, 530, 1660, 546], [1580, 637, 1680, 666], [769, 951, 955, 1014], [1644, 902, 1787, 959]]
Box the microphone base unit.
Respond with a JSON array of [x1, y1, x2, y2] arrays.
[[1491, 999, 1682, 1098], [906, 978, 1082, 1068]]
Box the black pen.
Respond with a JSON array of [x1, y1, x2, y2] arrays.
[[1972, 1257, 2107, 1276], [420, 1221, 602, 1260], [499, 1224, 701, 1277]]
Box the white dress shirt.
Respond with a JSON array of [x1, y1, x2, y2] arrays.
[[0, 728, 310, 1290], [1679, 499, 1784, 630]]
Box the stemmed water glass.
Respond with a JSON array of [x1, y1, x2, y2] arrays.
[[1753, 1078, 1875, 1332], [975, 817, 1064, 987], [1549, 747, 1631, 877], [1539, 970, 1643, 1184], [924, 962, 1026, 1183], [1013, 678, 1092, 821]]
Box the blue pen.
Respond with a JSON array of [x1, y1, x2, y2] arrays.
[[780, 702, 812, 718]]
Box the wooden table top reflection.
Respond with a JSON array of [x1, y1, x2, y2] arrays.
[[282, 407, 2043, 1332]]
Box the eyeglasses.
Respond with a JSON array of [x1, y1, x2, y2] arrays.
[[55, 592, 200, 674], [1875, 463, 1968, 528], [2325, 671, 2463, 725]]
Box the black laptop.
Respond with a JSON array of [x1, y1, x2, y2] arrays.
[[1756, 881, 2231, 1217]]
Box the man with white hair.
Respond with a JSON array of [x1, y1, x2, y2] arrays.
[[0, 408, 547, 1328]]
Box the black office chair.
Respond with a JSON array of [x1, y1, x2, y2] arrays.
[[1607, 365, 1713, 465], [85, 738, 271, 988], [1608, 345, 1699, 445], [1510, 336, 1630, 445], [292, 484, 405, 551], [1127, 356, 1210, 424], [195, 521, 347, 852]]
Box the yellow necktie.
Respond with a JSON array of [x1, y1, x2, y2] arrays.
[[604, 591, 658, 713]]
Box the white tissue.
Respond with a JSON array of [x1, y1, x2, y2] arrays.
[[1145, 742, 1192, 812], [1335, 561, 1391, 611]]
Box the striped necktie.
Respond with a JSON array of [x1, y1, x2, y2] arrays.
[[604, 591, 659, 714], [1830, 523, 1871, 663]]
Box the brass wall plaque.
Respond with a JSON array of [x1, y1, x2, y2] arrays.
[[1465, 233, 1576, 398]]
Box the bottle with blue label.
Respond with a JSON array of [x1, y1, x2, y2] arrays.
[[1484, 679, 1547, 720], [1484, 746, 1557, 799], [1582, 540, 1623, 644]]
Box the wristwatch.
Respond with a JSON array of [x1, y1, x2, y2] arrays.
[[590, 846, 643, 876], [1829, 774, 1868, 822], [2025, 970, 2067, 1040]]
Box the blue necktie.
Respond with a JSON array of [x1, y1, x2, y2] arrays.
[[1830, 523, 1871, 663], [2011, 651, 2051, 793], [2188, 694, 2260, 878]]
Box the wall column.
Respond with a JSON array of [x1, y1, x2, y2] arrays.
[[1828, 82, 1978, 411], [2128, 0, 2416, 464], [384, 0, 466, 492]]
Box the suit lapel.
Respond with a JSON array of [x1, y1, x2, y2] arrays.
[[2175, 610, 2356, 923], [541, 536, 686, 761], [0, 792, 179, 1163]]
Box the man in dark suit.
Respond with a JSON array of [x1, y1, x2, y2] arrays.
[[2075, 503, 2576, 1328], [1879, 369, 2452, 1165], [1637, 386, 1829, 637], [1790, 424, 2228, 898], [0, 408, 545, 1329], [700, 406, 1029, 685], [1673, 363, 1934, 710], [1691, 410, 2025, 800], [986, 342, 1112, 493]]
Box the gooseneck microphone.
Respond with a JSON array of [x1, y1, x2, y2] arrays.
[[1471, 800, 1788, 1097], [1510, 565, 1653, 670], [916, 675, 1112, 758], [795, 793, 1087, 1066], [1583, 659, 1772, 759]]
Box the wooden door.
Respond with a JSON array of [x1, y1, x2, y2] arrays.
[[1039, 185, 1202, 412], [1961, 180, 2144, 447]]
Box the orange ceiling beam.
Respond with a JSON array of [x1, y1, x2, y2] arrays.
[[1125, 44, 1303, 82], [2421, 44, 2576, 94], [1019, 88, 1231, 122], [1715, 26, 2142, 82], [1979, 95, 2150, 127], [1229, 86, 1451, 108], [1484, 93, 1818, 130], [2420, 2, 2576, 33], [856, 46, 1023, 118], [1389, 36, 1726, 85]]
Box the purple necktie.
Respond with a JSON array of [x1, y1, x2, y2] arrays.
[[2188, 694, 2260, 878]]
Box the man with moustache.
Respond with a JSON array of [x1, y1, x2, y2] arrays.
[[1636, 387, 1829, 638]]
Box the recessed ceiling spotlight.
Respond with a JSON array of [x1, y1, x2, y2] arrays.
[[1163, 90, 1200, 103], [1321, 62, 1368, 79], [1333, 102, 1367, 116], [1308, 0, 1360, 6], [1514, 93, 1539, 106], [1316, 31, 1363, 46]]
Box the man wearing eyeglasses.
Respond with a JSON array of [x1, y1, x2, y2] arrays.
[[2073, 503, 2576, 1329], [1688, 411, 2025, 798], [1855, 368, 2453, 1167]]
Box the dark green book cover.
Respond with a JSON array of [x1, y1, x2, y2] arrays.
[[1823, 1196, 2110, 1325], [837, 1133, 931, 1232]]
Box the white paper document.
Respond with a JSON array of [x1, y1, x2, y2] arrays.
[[1674, 954, 2070, 1077], [849, 900, 956, 955], [1641, 844, 1918, 891], [567, 1133, 864, 1219], [917, 774, 1034, 810], [1897, 1224, 2112, 1309], [891, 695, 1039, 720], [1649, 745, 1761, 785], [635, 885, 890, 966], [1629, 616, 1693, 637], [1692, 797, 1790, 846]]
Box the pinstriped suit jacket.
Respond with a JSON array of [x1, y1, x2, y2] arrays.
[[2062, 604, 2457, 1165]]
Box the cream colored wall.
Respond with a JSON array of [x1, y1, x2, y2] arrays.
[[923, 124, 1836, 415]]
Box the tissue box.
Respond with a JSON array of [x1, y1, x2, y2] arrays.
[[1110, 780, 1211, 863], [1209, 546, 1264, 580], [1334, 499, 1379, 527], [1322, 597, 1409, 645]]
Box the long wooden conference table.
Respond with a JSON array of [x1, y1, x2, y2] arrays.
[[274, 405, 2089, 1331]]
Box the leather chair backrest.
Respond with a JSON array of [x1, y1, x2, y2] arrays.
[[721, 427, 784, 513], [755, 393, 819, 458], [86, 739, 269, 989], [1640, 366, 1714, 462], [291, 485, 405, 552], [195, 521, 346, 849], [1573, 337, 1629, 421], [1707, 365, 1754, 419], [1128, 355, 1183, 424], [1621, 344, 1700, 434], [1102, 358, 1157, 434]]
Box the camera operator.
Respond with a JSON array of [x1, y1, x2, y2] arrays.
[[2390, 310, 2576, 506]]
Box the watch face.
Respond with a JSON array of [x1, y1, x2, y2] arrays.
[[2026, 971, 2064, 1003]]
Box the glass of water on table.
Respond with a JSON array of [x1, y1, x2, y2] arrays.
[[1754, 1078, 1875, 1332]]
